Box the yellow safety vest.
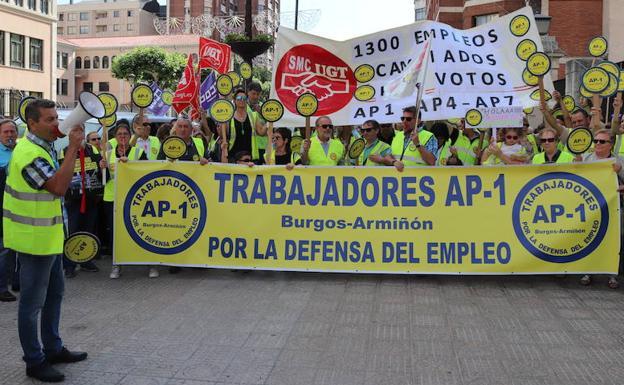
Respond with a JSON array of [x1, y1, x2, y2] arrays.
[[229, 109, 260, 160], [307, 137, 344, 166], [358, 140, 391, 166], [436, 132, 474, 166], [133, 136, 161, 160], [3, 138, 64, 255], [391, 129, 435, 166], [103, 147, 144, 202], [483, 143, 527, 165], [531, 150, 575, 164]]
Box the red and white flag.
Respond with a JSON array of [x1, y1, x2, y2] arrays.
[[199, 37, 231, 74], [172, 55, 198, 114]]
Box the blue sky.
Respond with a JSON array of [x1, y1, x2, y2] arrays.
[[57, 0, 416, 40]]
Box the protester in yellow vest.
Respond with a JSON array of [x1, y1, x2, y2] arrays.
[[105, 124, 151, 280], [301, 116, 345, 166], [265, 127, 301, 167], [156, 118, 210, 164], [222, 88, 267, 163], [357, 120, 392, 166], [431, 122, 474, 166], [131, 114, 161, 160], [481, 127, 528, 165], [391, 106, 436, 170], [247, 82, 268, 163], [531, 127, 574, 164], [3, 98, 88, 382], [459, 119, 488, 165]]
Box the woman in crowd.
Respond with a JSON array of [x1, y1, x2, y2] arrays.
[[481, 127, 528, 165], [531, 127, 574, 164], [357, 119, 392, 166], [265, 127, 301, 167], [223, 88, 266, 163], [105, 123, 150, 279], [579, 129, 624, 289]]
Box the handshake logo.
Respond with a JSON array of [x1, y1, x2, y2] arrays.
[[275, 44, 357, 115], [281, 72, 350, 102]]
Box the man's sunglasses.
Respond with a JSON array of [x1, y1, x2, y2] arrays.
[[400, 117, 413, 122]]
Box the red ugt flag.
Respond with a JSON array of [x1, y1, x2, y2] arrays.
[[172, 55, 198, 114], [199, 37, 231, 74]]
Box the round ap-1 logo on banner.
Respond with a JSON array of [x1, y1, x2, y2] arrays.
[[275, 44, 357, 116]]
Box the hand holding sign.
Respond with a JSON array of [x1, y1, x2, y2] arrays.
[[261, 99, 285, 165], [296, 93, 318, 141]]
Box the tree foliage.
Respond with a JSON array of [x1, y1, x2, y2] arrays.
[[111, 47, 187, 90]]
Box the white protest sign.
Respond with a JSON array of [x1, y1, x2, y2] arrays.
[[270, 6, 554, 126], [466, 106, 525, 129]]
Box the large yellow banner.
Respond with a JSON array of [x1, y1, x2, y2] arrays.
[[114, 161, 620, 274]]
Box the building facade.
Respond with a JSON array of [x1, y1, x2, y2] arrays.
[[56, 38, 77, 107], [0, 0, 56, 117], [57, 0, 158, 39], [66, 34, 198, 108]]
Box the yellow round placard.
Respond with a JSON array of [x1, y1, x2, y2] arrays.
[[523, 107, 534, 115], [161, 91, 174, 105], [228, 71, 241, 87], [18, 96, 35, 122], [579, 85, 593, 98], [465, 109, 482, 127], [209, 99, 235, 123], [354, 85, 375, 101], [260, 99, 285, 123], [600, 73, 618, 97], [99, 113, 117, 128], [64, 232, 100, 263], [98, 93, 118, 117], [522, 68, 539, 86], [240, 62, 252, 80], [161, 136, 187, 160], [566, 127, 593, 155], [217, 74, 233, 96], [530, 89, 552, 101], [131, 84, 154, 108], [290, 135, 303, 153], [354, 64, 375, 83], [509, 15, 530, 37], [516, 39, 537, 61], [348, 137, 366, 160], [619, 70, 624, 92], [582, 67, 610, 93], [296, 93, 318, 117], [588, 36, 608, 57], [598, 61, 619, 78], [562, 95, 576, 112], [526, 52, 551, 77]]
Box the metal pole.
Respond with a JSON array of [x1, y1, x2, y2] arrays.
[[294, 0, 299, 30]]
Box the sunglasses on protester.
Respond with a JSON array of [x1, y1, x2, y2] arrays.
[[400, 117, 413, 122], [235, 95, 247, 101], [88, 137, 101, 142], [593, 139, 611, 144], [540, 138, 556, 143], [319, 124, 334, 129], [360, 127, 375, 133], [505, 135, 519, 140]]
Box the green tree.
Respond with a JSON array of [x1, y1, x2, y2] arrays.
[[111, 47, 187, 89]]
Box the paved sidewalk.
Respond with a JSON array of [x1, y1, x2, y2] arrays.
[[1, 264, 624, 385]]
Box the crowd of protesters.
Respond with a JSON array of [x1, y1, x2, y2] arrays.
[[1, 81, 624, 306]]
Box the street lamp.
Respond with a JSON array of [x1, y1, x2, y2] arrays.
[[534, 15, 551, 36]]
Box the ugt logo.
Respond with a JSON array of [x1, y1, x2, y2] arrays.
[[275, 44, 356, 115]]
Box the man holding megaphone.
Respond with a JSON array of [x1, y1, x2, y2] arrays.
[[3, 99, 88, 382]]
